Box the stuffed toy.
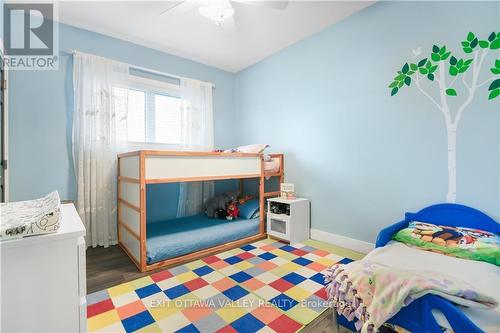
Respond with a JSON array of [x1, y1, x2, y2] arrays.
[[215, 208, 227, 220], [226, 201, 239, 221], [204, 190, 240, 218]]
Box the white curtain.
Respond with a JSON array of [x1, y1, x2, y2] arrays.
[[72, 51, 129, 248], [177, 78, 215, 218]]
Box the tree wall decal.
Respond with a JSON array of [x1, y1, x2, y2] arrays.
[[389, 31, 499, 203]]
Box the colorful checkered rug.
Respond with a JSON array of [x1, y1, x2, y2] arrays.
[[87, 239, 352, 333]]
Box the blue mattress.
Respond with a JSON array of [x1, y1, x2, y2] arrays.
[[146, 214, 260, 264]]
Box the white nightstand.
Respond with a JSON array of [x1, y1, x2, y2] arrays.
[[267, 197, 310, 244]]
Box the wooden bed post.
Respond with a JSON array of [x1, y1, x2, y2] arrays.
[[139, 151, 147, 272], [117, 158, 122, 244], [259, 155, 265, 234]]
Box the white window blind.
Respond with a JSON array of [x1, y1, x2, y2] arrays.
[[114, 75, 181, 145], [154, 94, 181, 144]]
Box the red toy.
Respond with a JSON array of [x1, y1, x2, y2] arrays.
[[226, 201, 239, 220]]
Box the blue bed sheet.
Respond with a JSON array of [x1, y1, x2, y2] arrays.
[[146, 214, 260, 264]]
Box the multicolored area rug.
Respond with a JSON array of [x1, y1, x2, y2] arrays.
[[87, 239, 352, 333]]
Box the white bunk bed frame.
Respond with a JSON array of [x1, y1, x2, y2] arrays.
[[117, 150, 284, 272]]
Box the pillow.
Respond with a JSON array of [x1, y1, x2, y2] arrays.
[[236, 144, 269, 154], [239, 199, 260, 219], [392, 221, 500, 266]]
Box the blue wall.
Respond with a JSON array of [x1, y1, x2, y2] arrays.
[[234, 1, 500, 243], [9, 23, 235, 201], [8, 2, 499, 245]]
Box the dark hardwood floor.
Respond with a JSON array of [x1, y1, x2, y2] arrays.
[[86, 245, 336, 333]]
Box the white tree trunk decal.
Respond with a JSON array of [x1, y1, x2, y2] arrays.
[[389, 32, 500, 203]]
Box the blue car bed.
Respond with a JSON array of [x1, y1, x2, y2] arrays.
[[331, 203, 500, 333]]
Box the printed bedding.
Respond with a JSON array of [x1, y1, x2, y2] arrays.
[[326, 241, 500, 332], [0, 191, 61, 240]]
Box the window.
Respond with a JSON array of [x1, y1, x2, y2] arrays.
[[115, 75, 181, 145]]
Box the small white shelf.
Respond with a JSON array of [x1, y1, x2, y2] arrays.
[[267, 197, 310, 244]]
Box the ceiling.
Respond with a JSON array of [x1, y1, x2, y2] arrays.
[[58, 1, 374, 72]]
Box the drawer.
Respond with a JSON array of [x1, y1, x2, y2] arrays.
[[267, 216, 290, 240]]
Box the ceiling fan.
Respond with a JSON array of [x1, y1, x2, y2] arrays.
[[160, 1, 289, 28]]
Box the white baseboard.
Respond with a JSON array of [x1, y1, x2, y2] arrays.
[[310, 228, 375, 254]]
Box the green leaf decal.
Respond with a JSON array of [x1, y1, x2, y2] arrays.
[[446, 89, 457, 96], [441, 52, 451, 60], [488, 32, 496, 42], [458, 66, 468, 74], [464, 47, 473, 54], [449, 66, 458, 76], [395, 74, 406, 80], [429, 65, 438, 73], [431, 53, 440, 62], [495, 60, 500, 68], [479, 40, 489, 48], [470, 38, 478, 48], [492, 68, 500, 75], [418, 58, 427, 67], [467, 32, 475, 42], [461, 41, 470, 48], [391, 87, 398, 96], [489, 89, 500, 100], [388, 81, 398, 88], [427, 73, 434, 81], [404, 76, 411, 86], [490, 39, 500, 50], [439, 46, 446, 55], [402, 63, 409, 74], [398, 81, 404, 88], [489, 79, 500, 91], [432, 45, 440, 53], [410, 63, 418, 71], [464, 59, 473, 66], [419, 68, 428, 75], [450, 56, 457, 66], [426, 61, 432, 69]]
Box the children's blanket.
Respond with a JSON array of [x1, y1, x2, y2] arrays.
[[324, 261, 497, 333]]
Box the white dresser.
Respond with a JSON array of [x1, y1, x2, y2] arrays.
[[1, 203, 87, 333]]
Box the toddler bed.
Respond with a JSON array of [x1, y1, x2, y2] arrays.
[[330, 203, 500, 333], [146, 214, 259, 264]]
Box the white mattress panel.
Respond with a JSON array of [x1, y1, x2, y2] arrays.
[[120, 203, 140, 236], [145, 155, 261, 180], [119, 155, 139, 179], [120, 226, 140, 263], [120, 182, 140, 207]]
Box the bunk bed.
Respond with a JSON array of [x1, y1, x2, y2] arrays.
[[117, 150, 284, 272]]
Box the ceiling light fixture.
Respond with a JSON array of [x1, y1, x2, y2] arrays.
[[198, 2, 234, 25]]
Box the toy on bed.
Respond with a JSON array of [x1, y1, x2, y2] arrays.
[[204, 190, 240, 218], [327, 203, 500, 333], [226, 201, 239, 220]]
